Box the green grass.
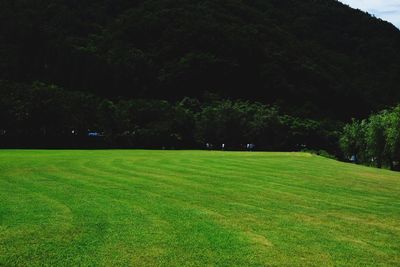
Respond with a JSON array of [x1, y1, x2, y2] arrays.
[[0, 150, 399, 266]]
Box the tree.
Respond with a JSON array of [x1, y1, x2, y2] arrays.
[[383, 106, 400, 170], [195, 100, 249, 147], [340, 105, 400, 170], [339, 119, 366, 163], [366, 113, 388, 168]]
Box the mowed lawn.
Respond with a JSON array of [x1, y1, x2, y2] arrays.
[[0, 150, 399, 266]]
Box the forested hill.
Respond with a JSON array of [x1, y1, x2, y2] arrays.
[[1, 0, 400, 120]]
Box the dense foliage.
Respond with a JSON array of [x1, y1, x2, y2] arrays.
[[0, 81, 340, 152], [1, 0, 400, 168], [1, 0, 400, 119], [340, 106, 400, 170]]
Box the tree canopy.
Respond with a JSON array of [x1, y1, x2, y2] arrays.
[[1, 0, 400, 167], [1, 0, 400, 119], [340, 106, 400, 170], [0, 80, 339, 152]]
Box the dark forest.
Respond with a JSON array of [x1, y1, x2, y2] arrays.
[[1, 0, 400, 167]]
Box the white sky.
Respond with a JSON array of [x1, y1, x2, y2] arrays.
[[339, 0, 400, 28]]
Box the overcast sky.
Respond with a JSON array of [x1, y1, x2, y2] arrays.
[[340, 0, 400, 28]]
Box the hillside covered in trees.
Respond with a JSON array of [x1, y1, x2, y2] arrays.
[[1, 0, 400, 164], [1, 0, 400, 120]]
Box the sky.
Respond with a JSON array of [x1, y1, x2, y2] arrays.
[[340, 0, 400, 28]]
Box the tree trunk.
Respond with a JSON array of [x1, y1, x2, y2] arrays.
[[389, 158, 394, 171], [377, 157, 382, 169]]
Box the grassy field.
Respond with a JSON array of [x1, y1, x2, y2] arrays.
[[0, 150, 399, 266]]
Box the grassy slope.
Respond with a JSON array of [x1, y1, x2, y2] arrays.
[[0, 150, 399, 266]]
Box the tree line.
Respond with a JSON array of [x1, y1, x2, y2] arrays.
[[2, 80, 400, 171], [340, 106, 400, 170], [0, 81, 340, 153]]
